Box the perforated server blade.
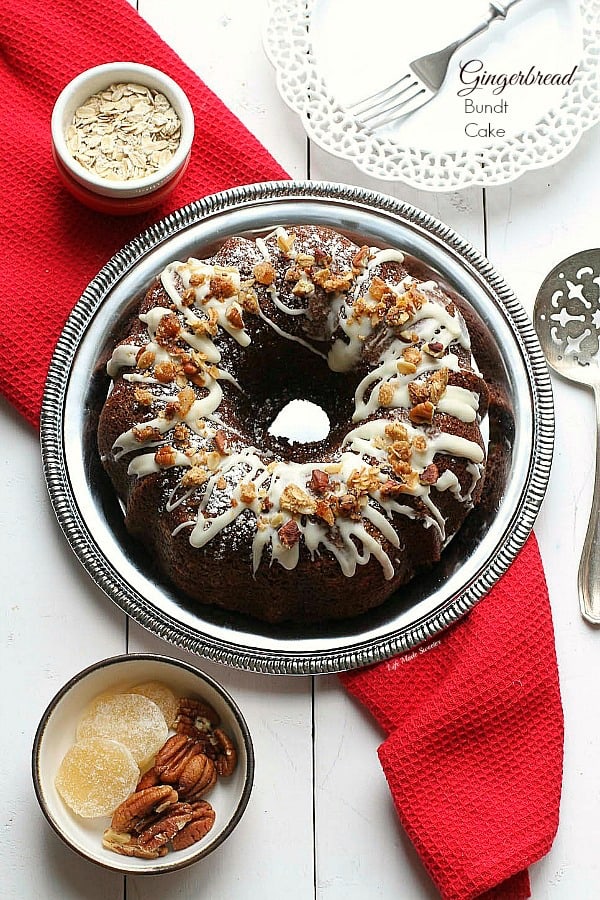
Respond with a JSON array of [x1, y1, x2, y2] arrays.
[[534, 249, 600, 624]]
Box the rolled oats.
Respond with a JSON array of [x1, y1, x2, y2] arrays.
[[66, 82, 182, 181]]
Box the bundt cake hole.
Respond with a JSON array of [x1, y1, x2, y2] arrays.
[[268, 399, 330, 445]]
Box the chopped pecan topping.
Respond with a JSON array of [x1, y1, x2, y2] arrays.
[[408, 369, 448, 405], [315, 498, 335, 527], [189, 308, 219, 336], [413, 434, 427, 452], [385, 421, 409, 442], [238, 286, 259, 314], [154, 445, 177, 468], [352, 245, 370, 269], [133, 425, 162, 443], [154, 361, 176, 383], [428, 368, 449, 404], [209, 274, 236, 299], [134, 387, 153, 407], [295, 252, 315, 268], [419, 463, 439, 485], [336, 492, 362, 519], [276, 230, 295, 255], [177, 387, 196, 417], [408, 379, 430, 405], [399, 329, 420, 343], [253, 261, 276, 285], [278, 519, 301, 548], [403, 346, 422, 366], [239, 482, 257, 504], [214, 429, 228, 455], [189, 272, 207, 286], [369, 276, 394, 302], [284, 266, 302, 283], [385, 305, 411, 328], [280, 483, 316, 515], [379, 479, 409, 497], [397, 358, 417, 375], [181, 466, 208, 488], [312, 268, 354, 293], [155, 313, 181, 347], [225, 304, 244, 329], [136, 348, 155, 370], [309, 469, 330, 494], [173, 423, 189, 445], [387, 439, 413, 474], [347, 466, 381, 496], [409, 401, 435, 424], [181, 287, 196, 306], [291, 277, 315, 297], [378, 382, 396, 407]]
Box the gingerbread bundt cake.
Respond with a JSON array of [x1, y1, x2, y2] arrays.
[[98, 225, 489, 623]]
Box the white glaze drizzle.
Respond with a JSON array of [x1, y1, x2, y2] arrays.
[[106, 226, 486, 581]]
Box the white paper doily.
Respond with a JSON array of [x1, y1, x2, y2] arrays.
[[264, 0, 600, 191]]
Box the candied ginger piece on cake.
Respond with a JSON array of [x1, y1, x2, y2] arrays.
[[76, 693, 169, 767], [55, 737, 139, 818]]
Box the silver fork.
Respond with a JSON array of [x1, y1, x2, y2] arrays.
[[348, 0, 525, 130]]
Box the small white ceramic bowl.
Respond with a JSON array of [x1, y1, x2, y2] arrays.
[[51, 62, 194, 214], [32, 654, 254, 874]]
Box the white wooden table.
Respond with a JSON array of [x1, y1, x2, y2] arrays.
[[3, 1, 600, 897]]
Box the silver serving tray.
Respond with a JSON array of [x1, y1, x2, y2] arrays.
[[40, 182, 553, 675]]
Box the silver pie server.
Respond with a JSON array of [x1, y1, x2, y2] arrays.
[[534, 249, 600, 624]]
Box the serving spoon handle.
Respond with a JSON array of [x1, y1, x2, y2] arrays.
[[579, 383, 600, 625]]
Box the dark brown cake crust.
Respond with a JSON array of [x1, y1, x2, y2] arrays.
[[98, 225, 489, 623]]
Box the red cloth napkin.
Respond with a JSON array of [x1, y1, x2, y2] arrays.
[[0, 2, 563, 898]]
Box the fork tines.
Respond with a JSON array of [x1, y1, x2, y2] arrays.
[[347, 73, 432, 130]]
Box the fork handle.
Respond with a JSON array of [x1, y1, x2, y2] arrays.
[[578, 384, 600, 625], [459, 0, 525, 47]]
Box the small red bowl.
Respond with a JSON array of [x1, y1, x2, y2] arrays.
[[52, 144, 190, 216], [51, 63, 194, 216]]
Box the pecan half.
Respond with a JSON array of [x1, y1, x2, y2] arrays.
[[178, 753, 217, 801], [171, 801, 216, 851], [111, 785, 178, 835], [176, 697, 220, 739], [136, 767, 160, 791], [207, 728, 238, 777], [155, 734, 203, 784], [136, 805, 193, 853], [102, 828, 168, 859]]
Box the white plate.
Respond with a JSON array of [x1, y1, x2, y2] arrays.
[[263, 0, 599, 190]]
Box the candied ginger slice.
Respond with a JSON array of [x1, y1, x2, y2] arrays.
[[128, 681, 178, 729], [55, 737, 139, 818], [76, 693, 169, 765]]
